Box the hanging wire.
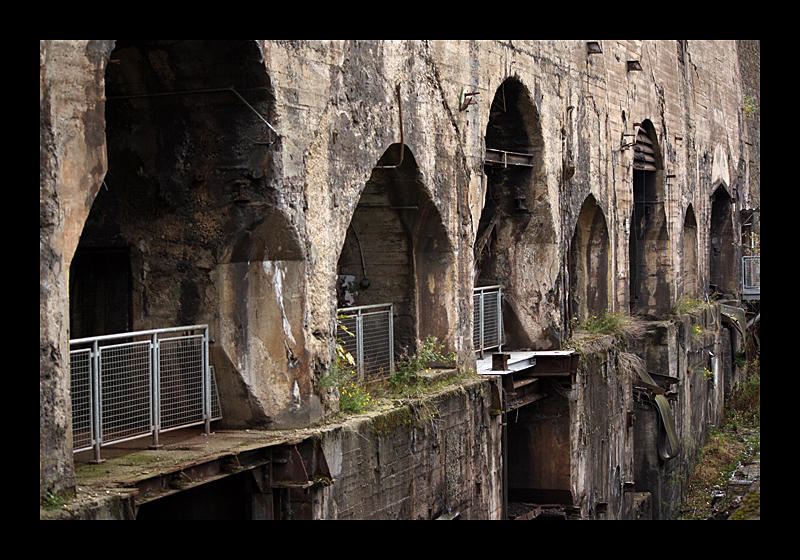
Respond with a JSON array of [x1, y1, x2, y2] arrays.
[[107, 86, 279, 140]]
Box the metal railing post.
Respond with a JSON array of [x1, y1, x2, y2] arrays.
[[497, 287, 504, 352], [150, 331, 162, 449], [203, 325, 211, 435], [478, 289, 485, 359], [356, 308, 364, 380], [90, 340, 104, 464], [388, 304, 394, 375]]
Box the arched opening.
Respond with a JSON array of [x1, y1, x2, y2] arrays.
[[569, 195, 610, 324], [480, 79, 567, 512], [73, 39, 277, 334], [682, 205, 699, 299], [337, 144, 454, 373], [709, 185, 736, 295], [629, 121, 670, 317], [476, 77, 554, 349], [70, 40, 310, 430]]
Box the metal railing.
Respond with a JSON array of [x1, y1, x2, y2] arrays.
[[337, 304, 394, 381], [473, 286, 504, 358], [742, 255, 760, 299], [69, 324, 221, 463]]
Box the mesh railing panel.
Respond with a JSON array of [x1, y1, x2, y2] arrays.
[[159, 335, 205, 431], [70, 348, 93, 452], [69, 325, 220, 459], [743, 256, 760, 291], [473, 286, 504, 354], [210, 366, 221, 421], [337, 304, 393, 381], [482, 290, 502, 348], [98, 341, 153, 444], [472, 292, 481, 349], [361, 310, 393, 379]]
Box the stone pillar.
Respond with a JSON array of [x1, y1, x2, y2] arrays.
[[39, 40, 111, 499]]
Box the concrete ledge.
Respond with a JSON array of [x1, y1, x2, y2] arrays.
[[417, 368, 460, 386], [40, 486, 137, 520]]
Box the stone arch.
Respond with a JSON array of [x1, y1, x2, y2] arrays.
[[709, 185, 736, 295], [74, 40, 313, 429], [476, 76, 556, 349], [569, 194, 610, 324], [629, 120, 670, 317], [75, 39, 278, 333], [682, 204, 699, 299], [338, 143, 455, 356]]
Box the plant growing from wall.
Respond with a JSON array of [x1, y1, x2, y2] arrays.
[[319, 316, 379, 414], [741, 231, 760, 256], [697, 366, 714, 382], [673, 297, 711, 315], [743, 96, 758, 120], [338, 379, 378, 414], [388, 337, 456, 397], [571, 310, 643, 338], [321, 329, 462, 414]]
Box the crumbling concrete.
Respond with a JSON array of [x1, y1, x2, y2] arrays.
[[42, 306, 736, 519], [41, 40, 759, 512], [42, 375, 502, 520]]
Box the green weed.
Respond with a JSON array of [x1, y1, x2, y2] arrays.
[[388, 337, 455, 397], [572, 310, 643, 338]]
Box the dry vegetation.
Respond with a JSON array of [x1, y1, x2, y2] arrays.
[[678, 359, 760, 520]]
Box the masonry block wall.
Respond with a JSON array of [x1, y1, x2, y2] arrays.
[[314, 377, 503, 519], [41, 40, 759, 502], [550, 303, 728, 520], [627, 308, 733, 519]]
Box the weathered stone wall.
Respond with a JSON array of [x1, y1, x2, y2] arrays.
[[567, 335, 637, 519], [627, 306, 737, 519], [40, 40, 114, 498], [314, 377, 503, 519], [267, 39, 758, 350], [561, 303, 733, 519], [40, 40, 759, 502]]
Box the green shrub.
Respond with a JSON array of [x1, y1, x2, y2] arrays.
[[388, 337, 455, 396], [319, 315, 379, 414], [572, 310, 643, 338], [725, 361, 760, 428]]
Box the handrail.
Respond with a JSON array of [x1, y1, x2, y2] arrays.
[[69, 323, 210, 345], [473, 286, 504, 358], [337, 304, 394, 380], [69, 324, 220, 463], [742, 255, 760, 296]]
